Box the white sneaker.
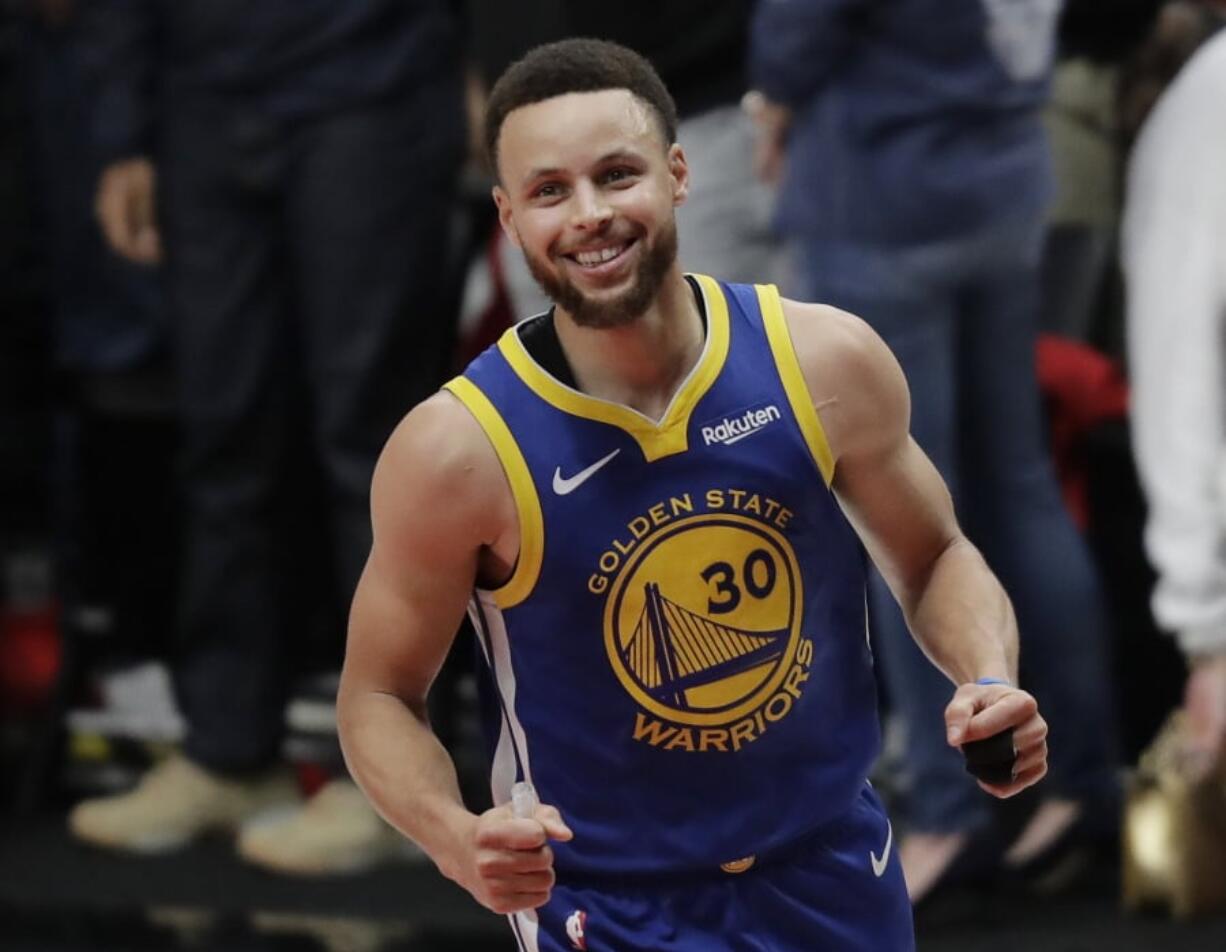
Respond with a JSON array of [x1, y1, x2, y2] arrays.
[[67, 661, 186, 742], [237, 778, 420, 876]]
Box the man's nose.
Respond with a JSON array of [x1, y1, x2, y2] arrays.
[[570, 181, 612, 231]]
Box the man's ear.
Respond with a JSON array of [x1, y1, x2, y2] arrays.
[[492, 186, 523, 249], [668, 143, 690, 207]]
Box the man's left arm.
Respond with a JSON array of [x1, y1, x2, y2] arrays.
[[784, 298, 1048, 796]]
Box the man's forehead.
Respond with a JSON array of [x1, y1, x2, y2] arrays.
[[497, 89, 664, 176]]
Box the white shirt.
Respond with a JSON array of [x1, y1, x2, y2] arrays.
[[1124, 31, 1226, 656]]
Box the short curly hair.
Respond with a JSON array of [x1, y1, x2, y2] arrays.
[[484, 38, 679, 174]]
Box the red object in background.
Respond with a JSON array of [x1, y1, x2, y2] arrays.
[[296, 760, 330, 798], [0, 601, 62, 712], [1036, 334, 1131, 529]]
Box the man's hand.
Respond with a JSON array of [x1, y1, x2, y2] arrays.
[[945, 682, 1048, 798], [95, 158, 162, 265], [1182, 652, 1226, 779], [447, 801, 573, 915]]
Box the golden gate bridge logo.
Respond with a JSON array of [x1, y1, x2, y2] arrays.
[[603, 513, 803, 727], [622, 582, 789, 713]]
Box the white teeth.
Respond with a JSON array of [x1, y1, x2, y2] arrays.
[[575, 244, 625, 266]]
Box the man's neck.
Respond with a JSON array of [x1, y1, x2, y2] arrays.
[[553, 267, 705, 422]]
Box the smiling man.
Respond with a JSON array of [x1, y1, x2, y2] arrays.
[[336, 39, 1048, 951]]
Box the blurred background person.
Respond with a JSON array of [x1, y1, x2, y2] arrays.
[[0, 2, 58, 750], [464, 0, 783, 322], [1124, 10, 1226, 784], [66, 0, 468, 876], [1, 0, 175, 819], [748, 0, 1120, 904], [1039, 0, 1161, 353]]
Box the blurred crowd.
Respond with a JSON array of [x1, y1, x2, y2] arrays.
[[2, 0, 1226, 927]]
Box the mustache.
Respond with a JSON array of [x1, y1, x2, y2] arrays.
[[550, 225, 642, 259]]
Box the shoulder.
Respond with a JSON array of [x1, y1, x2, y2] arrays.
[[776, 297, 910, 463], [372, 389, 512, 548], [377, 390, 493, 486]]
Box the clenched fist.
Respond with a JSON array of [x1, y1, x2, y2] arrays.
[[446, 800, 573, 915], [945, 680, 1049, 798]]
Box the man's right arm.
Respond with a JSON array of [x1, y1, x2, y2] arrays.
[[337, 392, 571, 914]]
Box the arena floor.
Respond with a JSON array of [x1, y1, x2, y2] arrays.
[[3, 816, 1226, 952]]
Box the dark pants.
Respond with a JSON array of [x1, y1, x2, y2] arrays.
[[158, 83, 464, 772], [794, 216, 1120, 833]]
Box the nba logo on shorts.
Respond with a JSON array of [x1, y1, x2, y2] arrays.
[[565, 909, 588, 950]]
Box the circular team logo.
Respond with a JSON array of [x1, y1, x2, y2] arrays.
[[603, 513, 803, 727]]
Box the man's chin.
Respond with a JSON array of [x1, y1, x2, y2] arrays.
[[568, 297, 648, 329], [529, 269, 645, 328], [564, 271, 633, 304]]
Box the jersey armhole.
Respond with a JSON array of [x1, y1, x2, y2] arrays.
[[754, 284, 837, 487], [441, 376, 543, 608]]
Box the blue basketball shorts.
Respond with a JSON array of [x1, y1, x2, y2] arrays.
[[507, 783, 914, 951]]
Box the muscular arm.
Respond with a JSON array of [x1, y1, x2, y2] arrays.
[[791, 303, 1015, 686], [338, 394, 498, 868], [338, 393, 569, 911], [784, 300, 1044, 790]]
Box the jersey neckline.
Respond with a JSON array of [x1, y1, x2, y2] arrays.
[[497, 273, 731, 462]]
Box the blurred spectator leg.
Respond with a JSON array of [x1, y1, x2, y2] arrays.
[[13, 13, 175, 812], [233, 79, 466, 876], [287, 79, 465, 615], [794, 222, 1120, 899], [958, 222, 1121, 869], [1039, 224, 1114, 343], [159, 106, 296, 778]]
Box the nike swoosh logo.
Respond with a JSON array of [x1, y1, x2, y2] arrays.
[[552, 449, 620, 496], [870, 820, 893, 878]]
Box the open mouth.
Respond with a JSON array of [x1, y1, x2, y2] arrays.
[[565, 238, 637, 271]]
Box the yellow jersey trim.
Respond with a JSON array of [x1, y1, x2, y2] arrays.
[[441, 376, 543, 609], [756, 284, 836, 486], [496, 273, 731, 462]]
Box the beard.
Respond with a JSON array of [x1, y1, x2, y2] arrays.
[[523, 220, 678, 329]]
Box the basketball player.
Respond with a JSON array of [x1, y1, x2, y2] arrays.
[[337, 39, 1048, 951]]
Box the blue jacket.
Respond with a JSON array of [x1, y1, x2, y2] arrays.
[[750, 0, 1059, 245]]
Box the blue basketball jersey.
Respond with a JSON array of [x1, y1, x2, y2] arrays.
[[444, 274, 881, 879]]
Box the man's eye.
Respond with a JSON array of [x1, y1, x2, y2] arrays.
[[533, 183, 562, 199], [605, 168, 633, 184]]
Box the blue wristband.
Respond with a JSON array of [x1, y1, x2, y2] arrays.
[[975, 677, 1011, 687]]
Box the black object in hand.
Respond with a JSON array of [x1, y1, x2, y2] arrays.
[[961, 727, 1015, 785]]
